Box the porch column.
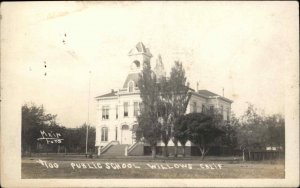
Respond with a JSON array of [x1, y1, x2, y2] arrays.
[[97, 146, 101, 156]]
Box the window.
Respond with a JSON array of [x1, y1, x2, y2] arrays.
[[116, 105, 118, 119], [101, 127, 108, 141], [124, 102, 128, 117], [133, 60, 140, 68], [193, 102, 197, 113], [202, 104, 205, 113], [115, 127, 118, 140], [221, 105, 224, 117], [128, 81, 134, 92], [227, 109, 230, 121], [122, 124, 129, 130], [210, 106, 214, 114], [102, 106, 109, 120], [134, 102, 139, 116], [139, 102, 144, 112]]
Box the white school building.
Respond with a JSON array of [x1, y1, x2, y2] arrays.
[[95, 42, 233, 156]]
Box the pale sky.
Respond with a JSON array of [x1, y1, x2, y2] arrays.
[[2, 1, 298, 128]]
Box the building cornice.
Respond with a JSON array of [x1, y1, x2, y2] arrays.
[[190, 92, 233, 104]]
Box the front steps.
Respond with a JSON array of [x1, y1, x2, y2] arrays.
[[101, 144, 128, 156]]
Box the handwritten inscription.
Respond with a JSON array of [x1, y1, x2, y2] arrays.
[[36, 159, 223, 170], [36, 159, 59, 168], [37, 130, 64, 144]]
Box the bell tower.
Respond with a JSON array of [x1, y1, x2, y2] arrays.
[[128, 42, 152, 73]]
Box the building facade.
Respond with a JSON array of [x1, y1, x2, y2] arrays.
[[95, 42, 233, 156]]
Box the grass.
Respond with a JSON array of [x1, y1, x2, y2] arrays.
[[22, 156, 285, 179]]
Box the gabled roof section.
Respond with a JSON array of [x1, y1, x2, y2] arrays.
[[123, 73, 140, 88], [198, 90, 219, 97], [128, 42, 152, 57], [95, 91, 117, 98], [197, 90, 233, 103]]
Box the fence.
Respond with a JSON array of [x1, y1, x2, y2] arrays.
[[245, 150, 285, 161]]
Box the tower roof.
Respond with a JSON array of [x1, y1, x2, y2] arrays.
[[128, 42, 152, 57], [136, 42, 146, 52], [123, 73, 140, 88], [154, 54, 166, 79]]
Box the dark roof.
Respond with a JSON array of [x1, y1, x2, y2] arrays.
[[198, 90, 219, 97], [123, 73, 140, 88], [96, 91, 117, 98], [197, 90, 233, 103], [128, 42, 152, 57], [136, 42, 146, 53]]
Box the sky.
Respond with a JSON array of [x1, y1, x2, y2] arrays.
[[2, 1, 298, 128]]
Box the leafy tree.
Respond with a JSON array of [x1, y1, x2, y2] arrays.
[[223, 113, 239, 148], [185, 113, 224, 160], [209, 109, 239, 153], [236, 103, 285, 160], [264, 114, 285, 149], [218, 121, 238, 153], [45, 123, 66, 153], [63, 124, 96, 153], [236, 104, 264, 160], [237, 104, 264, 149], [157, 97, 172, 157], [63, 128, 80, 153], [22, 103, 97, 155], [137, 61, 162, 158], [79, 124, 96, 153], [173, 114, 190, 156], [162, 61, 191, 157], [22, 103, 59, 155]]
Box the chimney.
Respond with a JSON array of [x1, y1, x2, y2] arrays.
[[111, 89, 114, 93], [196, 82, 199, 91], [222, 87, 224, 97]]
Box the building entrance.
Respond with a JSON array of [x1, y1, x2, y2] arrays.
[[121, 124, 131, 144]]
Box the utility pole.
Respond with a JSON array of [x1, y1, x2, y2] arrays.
[[85, 70, 92, 157]]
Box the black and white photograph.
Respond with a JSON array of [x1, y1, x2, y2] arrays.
[[1, 1, 299, 187]]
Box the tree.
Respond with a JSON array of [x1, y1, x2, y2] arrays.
[[173, 114, 189, 156], [163, 61, 191, 157], [63, 128, 80, 153], [137, 61, 162, 158], [79, 124, 96, 153], [22, 103, 59, 155], [236, 104, 264, 160], [208, 109, 239, 155], [157, 97, 172, 157], [185, 113, 224, 160], [217, 120, 238, 155], [238, 105, 263, 147], [222, 113, 239, 149], [45, 122, 65, 153], [236, 103, 285, 161], [264, 114, 285, 150]]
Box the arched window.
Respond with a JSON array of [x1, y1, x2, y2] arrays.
[[128, 81, 134, 92], [133, 60, 140, 68], [121, 124, 129, 130], [101, 127, 108, 141]]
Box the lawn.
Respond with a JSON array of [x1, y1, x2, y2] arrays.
[[22, 156, 285, 179]]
